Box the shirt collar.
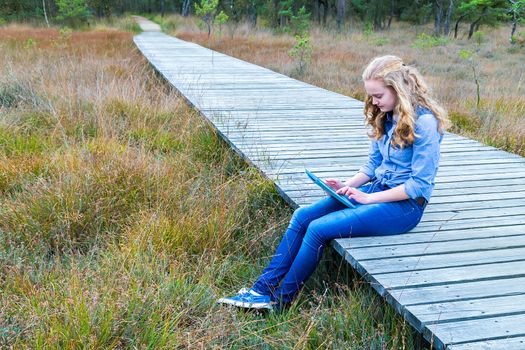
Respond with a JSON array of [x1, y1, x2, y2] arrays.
[[385, 111, 395, 123]]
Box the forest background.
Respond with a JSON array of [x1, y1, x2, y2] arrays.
[[3, 0, 525, 41]]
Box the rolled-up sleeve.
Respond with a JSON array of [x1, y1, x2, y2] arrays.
[[359, 139, 383, 179], [404, 114, 442, 200]]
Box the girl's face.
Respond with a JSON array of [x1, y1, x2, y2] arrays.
[[364, 79, 397, 113]]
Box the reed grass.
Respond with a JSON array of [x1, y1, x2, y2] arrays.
[[0, 24, 423, 348]]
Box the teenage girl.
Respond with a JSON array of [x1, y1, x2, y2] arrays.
[[218, 55, 448, 310]]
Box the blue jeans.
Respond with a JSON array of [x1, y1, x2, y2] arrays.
[[252, 180, 425, 304]]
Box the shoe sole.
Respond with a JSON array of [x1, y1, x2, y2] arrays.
[[217, 298, 272, 310]]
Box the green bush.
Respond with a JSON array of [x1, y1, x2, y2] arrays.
[[448, 112, 481, 133], [55, 0, 92, 27], [0, 127, 52, 157], [472, 30, 486, 45], [374, 37, 391, 46], [363, 22, 374, 37], [511, 32, 525, 47], [152, 15, 179, 32], [128, 128, 184, 155], [412, 33, 449, 49]]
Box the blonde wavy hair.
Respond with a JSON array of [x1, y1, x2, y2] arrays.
[[362, 55, 448, 148]]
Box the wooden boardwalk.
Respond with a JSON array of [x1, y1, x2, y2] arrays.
[[133, 25, 525, 349]]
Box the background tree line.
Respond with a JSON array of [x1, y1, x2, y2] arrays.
[[1, 0, 523, 41]]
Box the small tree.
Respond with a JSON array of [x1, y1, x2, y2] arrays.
[[55, 0, 91, 27], [459, 49, 481, 110], [215, 9, 229, 35], [288, 6, 312, 77], [508, 0, 525, 43], [195, 0, 228, 37], [288, 35, 312, 76]]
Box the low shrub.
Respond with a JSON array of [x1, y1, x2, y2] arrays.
[[412, 33, 449, 49]]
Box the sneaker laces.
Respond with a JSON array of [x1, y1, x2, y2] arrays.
[[237, 287, 263, 297], [237, 287, 250, 295]]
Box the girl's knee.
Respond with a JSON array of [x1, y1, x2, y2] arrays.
[[291, 206, 310, 228], [303, 220, 330, 248]]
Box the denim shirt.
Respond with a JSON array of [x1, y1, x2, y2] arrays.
[[359, 106, 443, 202]]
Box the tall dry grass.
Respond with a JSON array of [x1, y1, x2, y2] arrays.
[[0, 24, 422, 348], [167, 17, 525, 156]]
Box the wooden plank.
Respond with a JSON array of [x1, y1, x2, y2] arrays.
[[258, 157, 524, 172], [214, 120, 366, 128], [344, 225, 525, 249], [413, 204, 525, 222], [417, 215, 525, 231], [245, 146, 501, 161], [359, 247, 525, 274], [339, 233, 525, 261], [373, 260, 525, 290], [447, 336, 525, 350], [424, 314, 525, 349], [407, 294, 525, 324], [229, 136, 478, 148], [241, 146, 500, 160], [205, 108, 366, 117], [190, 94, 356, 102], [383, 276, 525, 305], [268, 165, 525, 177], [283, 166, 525, 182], [399, 293, 525, 335]]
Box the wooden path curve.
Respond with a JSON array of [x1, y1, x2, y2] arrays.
[[133, 23, 525, 350]]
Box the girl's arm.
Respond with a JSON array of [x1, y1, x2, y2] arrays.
[[339, 184, 409, 205], [344, 172, 371, 188], [325, 172, 371, 191]]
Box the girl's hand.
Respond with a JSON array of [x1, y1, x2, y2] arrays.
[[324, 178, 344, 191], [336, 186, 374, 205]]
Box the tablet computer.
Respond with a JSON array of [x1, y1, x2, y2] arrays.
[[305, 168, 356, 208]]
